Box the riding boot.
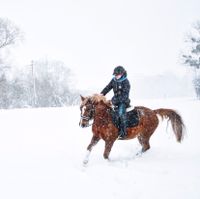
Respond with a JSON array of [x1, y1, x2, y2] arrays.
[[119, 115, 127, 138]]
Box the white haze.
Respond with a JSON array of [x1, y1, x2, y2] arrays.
[[0, 0, 200, 93]]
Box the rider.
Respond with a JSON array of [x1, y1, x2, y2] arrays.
[[100, 66, 131, 138]]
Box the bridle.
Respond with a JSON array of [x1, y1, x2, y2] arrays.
[[80, 115, 91, 121], [80, 101, 95, 127]]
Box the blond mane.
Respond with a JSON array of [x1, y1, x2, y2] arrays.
[[91, 94, 107, 103], [80, 94, 112, 107]]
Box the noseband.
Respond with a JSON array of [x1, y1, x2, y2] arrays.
[[80, 115, 92, 121], [80, 102, 95, 126]]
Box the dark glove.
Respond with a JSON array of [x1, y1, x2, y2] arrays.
[[111, 97, 119, 106]]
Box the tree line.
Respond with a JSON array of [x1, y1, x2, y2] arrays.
[[0, 17, 200, 109], [0, 18, 80, 109]]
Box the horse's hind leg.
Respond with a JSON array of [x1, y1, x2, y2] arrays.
[[83, 135, 100, 164], [136, 110, 158, 155]]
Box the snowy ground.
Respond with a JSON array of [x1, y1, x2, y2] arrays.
[[0, 98, 199, 199]]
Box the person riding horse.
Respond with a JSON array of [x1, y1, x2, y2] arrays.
[[100, 66, 131, 138]]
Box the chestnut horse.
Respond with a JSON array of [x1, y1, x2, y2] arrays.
[[79, 94, 185, 164]]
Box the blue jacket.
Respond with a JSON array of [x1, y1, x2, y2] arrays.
[[101, 75, 130, 107]]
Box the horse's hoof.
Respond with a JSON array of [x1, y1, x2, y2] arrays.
[[83, 159, 88, 165], [135, 150, 142, 157]]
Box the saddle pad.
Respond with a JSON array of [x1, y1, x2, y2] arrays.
[[111, 108, 140, 129]]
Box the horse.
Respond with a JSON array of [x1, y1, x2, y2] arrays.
[[79, 94, 185, 164]]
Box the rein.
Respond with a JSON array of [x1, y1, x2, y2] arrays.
[[80, 97, 112, 128], [80, 115, 91, 120]]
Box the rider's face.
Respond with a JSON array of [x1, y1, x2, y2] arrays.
[[115, 74, 122, 80]]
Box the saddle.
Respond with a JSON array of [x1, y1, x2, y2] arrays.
[[110, 106, 140, 129]]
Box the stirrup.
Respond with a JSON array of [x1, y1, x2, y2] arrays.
[[118, 130, 127, 139], [118, 135, 126, 139], [126, 105, 134, 112]]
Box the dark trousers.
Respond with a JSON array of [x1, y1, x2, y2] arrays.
[[118, 103, 127, 137]]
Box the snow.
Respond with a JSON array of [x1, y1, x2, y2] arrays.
[[0, 98, 199, 199]]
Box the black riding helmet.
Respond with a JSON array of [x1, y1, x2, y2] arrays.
[[113, 66, 126, 75]]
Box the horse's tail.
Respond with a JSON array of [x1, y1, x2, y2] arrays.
[[154, 109, 185, 142]]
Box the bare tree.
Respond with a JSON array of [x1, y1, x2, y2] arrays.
[[0, 18, 25, 108], [182, 21, 200, 99], [31, 59, 79, 107], [0, 17, 23, 50], [182, 21, 200, 69], [0, 17, 24, 78]]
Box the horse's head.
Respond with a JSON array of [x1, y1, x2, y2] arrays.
[[79, 94, 112, 128], [79, 95, 95, 128]]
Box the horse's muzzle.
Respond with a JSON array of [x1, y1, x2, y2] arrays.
[[79, 122, 88, 128]]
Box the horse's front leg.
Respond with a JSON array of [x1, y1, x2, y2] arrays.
[[83, 135, 100, 165], [103, 140, 115, 160]]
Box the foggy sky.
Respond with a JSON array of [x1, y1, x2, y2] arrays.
[[1, 0, 200, 90]]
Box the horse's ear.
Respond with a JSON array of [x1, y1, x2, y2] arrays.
[[80, 95, 85, 101]]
